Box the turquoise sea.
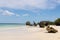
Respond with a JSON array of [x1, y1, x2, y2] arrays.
[[0, 23, 25, 28]]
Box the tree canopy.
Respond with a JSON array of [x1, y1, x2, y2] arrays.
[[54, 18, 60, 25]]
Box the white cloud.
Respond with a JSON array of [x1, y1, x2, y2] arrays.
[[2, 10, 15, 16], [0, 10, 20, 16], [0, 0, 60, 10], [22, 14, 29, 17]]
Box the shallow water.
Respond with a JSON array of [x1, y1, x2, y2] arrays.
[[0, 23, 25, 28]]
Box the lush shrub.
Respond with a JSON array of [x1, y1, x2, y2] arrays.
[[38, 21, 55, 28], [48, 22, 55, 25], [54, 18, 60, 26]]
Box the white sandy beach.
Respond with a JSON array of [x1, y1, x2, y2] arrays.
[[0, 25, 60, 40]]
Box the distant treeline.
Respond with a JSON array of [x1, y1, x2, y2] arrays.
[[26, 18, 60, 26]]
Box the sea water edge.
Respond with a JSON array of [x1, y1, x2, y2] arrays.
[[0, 23, 25, 28]]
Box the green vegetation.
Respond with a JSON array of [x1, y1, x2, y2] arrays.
[[38, 21, 54, 28], [54, 18, 60, 26], [26, 18, 60, 26]]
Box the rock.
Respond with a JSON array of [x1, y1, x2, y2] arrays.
[[29, 24, 33, 26], [38, 22, 45, 28], [46, 26, 58, 33], [33, 22, 37, 26], [26, 21, 31, 26]]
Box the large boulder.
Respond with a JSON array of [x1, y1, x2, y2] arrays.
[[26, 21, 33, 26], [46, 26, 58, 33], [38, 21, 49, 28], [26, 21, 31, 26]]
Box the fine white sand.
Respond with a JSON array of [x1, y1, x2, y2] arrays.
[[0, 25, 60, 40]]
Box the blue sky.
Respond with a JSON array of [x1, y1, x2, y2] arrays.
[[0, 0, 60, 23]]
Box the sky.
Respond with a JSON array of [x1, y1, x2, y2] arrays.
[[0, 0, 60, 23]]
